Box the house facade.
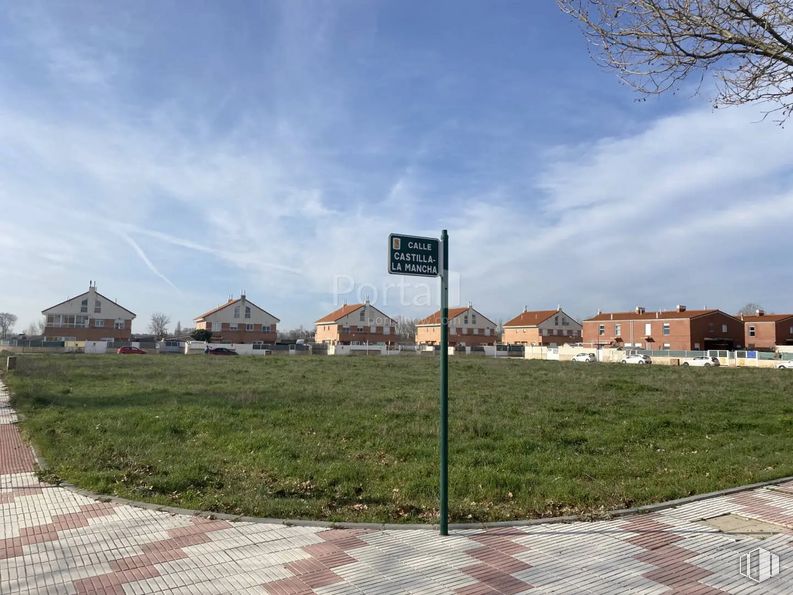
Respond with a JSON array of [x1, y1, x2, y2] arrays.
[[416, 305, 497, 346], [502, 307, 582, 346], [42, 281, 135, 342], [583, 306, 744, 351], [315, 301, 397, 345], [741, 311, 793, 350], [194, 294, 279, 343]]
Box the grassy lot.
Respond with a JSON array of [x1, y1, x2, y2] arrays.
[[4, 354, 793, 523]]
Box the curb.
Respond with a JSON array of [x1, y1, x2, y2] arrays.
[[45, 469, 793, 532]]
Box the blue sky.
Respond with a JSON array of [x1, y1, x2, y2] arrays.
[[2, 1, 793, 333]]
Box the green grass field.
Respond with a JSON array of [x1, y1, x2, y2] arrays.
[[4, 354, 793, 523]]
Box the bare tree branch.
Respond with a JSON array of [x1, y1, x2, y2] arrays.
[[558, 0, 793, 119]]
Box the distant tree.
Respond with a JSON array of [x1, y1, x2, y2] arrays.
[[25, 323, 38, 336], [148, 313, 171, 338], [558, 0, 793, 120], [174, 321, 183, 337], [36, 318, 46, 334], [190, 328, 212, 342], [737, 303, 765, 315], [396, 316, 418, 341], [0, 313, 18, 339]]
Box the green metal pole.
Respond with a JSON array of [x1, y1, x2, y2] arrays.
[[439, 229, 449, 536]]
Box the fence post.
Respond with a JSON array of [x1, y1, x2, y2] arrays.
[[6, 356, 17, 371]]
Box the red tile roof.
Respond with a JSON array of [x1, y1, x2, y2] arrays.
[[585, 309, 738, 322], [42, 290, 136, 317], [195, 297, 280, 322], [195, 299, 239, 321], [316, 304, 365, 323], [417, 307, 497, 327], [417, 307, 469, 326], [503, 310, 558, 328], [741, 314, 793, 323]]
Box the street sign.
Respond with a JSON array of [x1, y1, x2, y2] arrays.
[[388, 233, 440, 277], [387, 230, 449, 536]]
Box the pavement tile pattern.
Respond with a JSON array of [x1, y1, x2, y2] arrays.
[[1, 379, 792, 593]]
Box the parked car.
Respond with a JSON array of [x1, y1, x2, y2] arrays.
[[622, 354, 652, 365], [207, 347, 238, 356], [776, 360, 793, 369], [683, 356, 720, 367], [117, 346, 146, 355], [571, 353, 596, 363]]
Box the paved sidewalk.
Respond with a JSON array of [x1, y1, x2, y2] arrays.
[[1, 381, 792, 594]]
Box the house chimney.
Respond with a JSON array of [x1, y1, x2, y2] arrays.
[[676, 304, 686, 312], [557, 304, 561, 311], [524, 305, 528, 313], [635, 306, 645, 314], [756, 309, 765, 316], [656, 311, 659, 318]]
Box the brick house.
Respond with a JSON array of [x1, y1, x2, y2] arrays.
[[416, 305, 497, 346], [502, 307, 582, 346], [315, 300, 397, 345], [583, 305, 744, 351], [741, 310, 793, 350], [42, 281, 135, 342], [194, 294, 279, 343]]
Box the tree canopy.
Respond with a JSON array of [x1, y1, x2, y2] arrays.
[[558, 1, 793, 119]]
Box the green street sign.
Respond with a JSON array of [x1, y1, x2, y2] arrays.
[[388, 233, 440, 277]]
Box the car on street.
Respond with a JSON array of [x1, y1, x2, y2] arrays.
[[571, 353, 596, 363], [117, 346, 146, 355], [683, 356, 720, 367], [207, 347, 238, 356], [622, 354, 652, 365], [777, 360, 793, 369]]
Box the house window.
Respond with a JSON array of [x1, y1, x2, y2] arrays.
[[261, 325, 271, 333], [644, 323, 652, 336], [94, 319, 104, 328], [81, 299, 88, 313], [114, 320, 125, 330], [47, 315, 57, 326], [598, 324, 605, 336], [342, 325, 350, 333], [230, 323, 238, 330], [749, 326, 756, 337], [663, 343, 671, 349], [663, 323, 670, 336], [234, 306, 240, 318], [245, 307, 251, 319], [357, 326, 364, 332], [245, 324, 254, 331], [94, 300, 101, 314], [615, 323, 621, 337], [721, 324, 728, 333], [473, 328, 478, 335], [464, 315, 469, 324], [555, 316, 559, 325], [360, 310, 365, 321], [472, 314, 477, 324]]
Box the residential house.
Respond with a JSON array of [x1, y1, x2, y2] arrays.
[[582, 305, 744, 351], [42, 281, 135, 342], [741, 310, 793, 350], [194, 294, 279, 343], [502, 307, 582, 346], [416, 304, 497, 346], [315, 300, 397, 345]]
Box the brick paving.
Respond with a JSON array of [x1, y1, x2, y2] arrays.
[[1, 380, 792, 593]]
